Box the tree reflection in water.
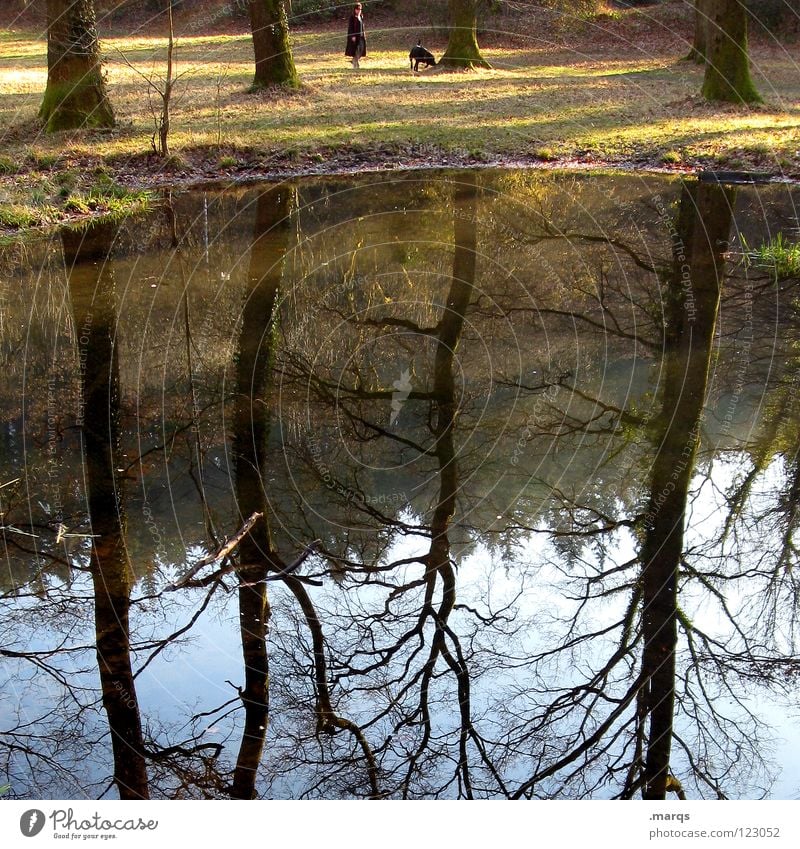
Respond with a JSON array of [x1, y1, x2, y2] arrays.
[[66, 222, 150, 799], [1, 170, 799, 799]]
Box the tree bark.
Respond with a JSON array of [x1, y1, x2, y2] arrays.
[[701, 0, 761, 103], [440, 0, 491, 70], [639, 180, 735, 799], [248, 0, 299, 90], [65, 221, 149, 800], [40, 0, 115, 131]]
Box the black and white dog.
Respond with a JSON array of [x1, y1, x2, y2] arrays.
[[409, 41, 436, 72]]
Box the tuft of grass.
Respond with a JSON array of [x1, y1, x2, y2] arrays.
[[64, 195, 93, 215], [742, 232, 800, 280], [534, 146, 557, 161], [661, 149, 681, 165], [30, 152, 59, 170], [162, 153, 188, 171], [217, 155, 237, 168], [0, 204, 39, 229], [30, 186, 50, 206], [0, 155, 18, 174]]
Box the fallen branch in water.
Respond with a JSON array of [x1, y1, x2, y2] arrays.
[[165, 512, 263, 591]]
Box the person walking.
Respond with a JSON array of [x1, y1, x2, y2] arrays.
[[345, 4, 366, 69]]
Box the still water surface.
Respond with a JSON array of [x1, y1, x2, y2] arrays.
[[1, 168, 799, 799]]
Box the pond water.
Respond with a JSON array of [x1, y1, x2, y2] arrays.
[[1, 168, 799, 800]]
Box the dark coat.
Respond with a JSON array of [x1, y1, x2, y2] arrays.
[[345, 13, 366, 57]]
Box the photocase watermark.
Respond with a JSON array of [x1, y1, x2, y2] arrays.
[[20, 810, 45, 838], [286, 270, 370, 355], [113, 680, 138, 712], [719, 276, 754, 438], [306, 434, 408, 510], [642, 419, 702, 530], [45, 374, 65, 527], [307, 433, 363, 504], [653, 193, 697, 324], [75, 313, 93, 428], [141, 500, 163, 553], [510, 378, 562, 467], [19, 807, 158, 838], [404, 140, 473, 162]]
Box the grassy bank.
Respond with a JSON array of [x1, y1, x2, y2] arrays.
[[1, 3, 799, 234]]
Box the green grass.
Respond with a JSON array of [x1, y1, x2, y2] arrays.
[[0, 204, 42, 229], [1, 2, 799, 234], [743, 232, 800, 280]]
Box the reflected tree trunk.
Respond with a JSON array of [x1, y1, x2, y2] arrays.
[[230, 185, 293, 799], [431, 174, 476, 546], [408, 172, 480, 797], [64, 222, 149, 800], [639, 180, 735, 799]]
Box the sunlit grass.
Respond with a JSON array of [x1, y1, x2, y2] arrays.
[[2, 30, 797, 164], [0, 13, 799, 232]]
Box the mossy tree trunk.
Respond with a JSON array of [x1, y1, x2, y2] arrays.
[[701, 0, 761, 103], [440, 0, 491, 70], [248, 0, 299, 90], [40, 0, 115, 131], [687, 0, 708, 63]]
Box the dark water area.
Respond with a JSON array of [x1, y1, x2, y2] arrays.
[[1, 168, 799, 800]]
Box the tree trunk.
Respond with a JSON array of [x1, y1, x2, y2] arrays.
[[687, 0, 707, 63], [40, 0, 115, 131], [639, 180, 735, 799], [65, 221, 149, 800], [701, 0, 761, 103], [230, 185, 292, 799], [248, 0, 299, 90], [440, 0, 491, 70]]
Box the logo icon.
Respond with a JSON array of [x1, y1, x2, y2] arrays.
[[390, 368, 412, 425], [20, 810, 46, 837]]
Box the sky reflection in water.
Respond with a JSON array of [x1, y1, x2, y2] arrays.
[[1, 169, 799, 800]]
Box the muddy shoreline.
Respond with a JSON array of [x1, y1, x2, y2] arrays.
[[3, 144, 797, 241]]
